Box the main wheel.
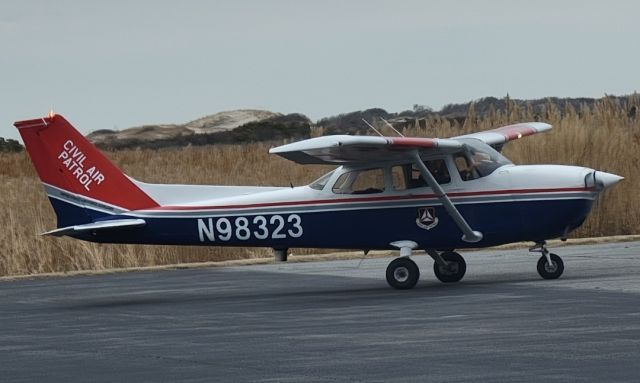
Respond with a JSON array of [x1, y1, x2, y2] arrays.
[[537, 253, 564, 279], [386, 257, 420, 290], [433, 251, 466, 283]]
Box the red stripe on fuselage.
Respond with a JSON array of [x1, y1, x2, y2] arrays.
[[140, 187, 595, 212]]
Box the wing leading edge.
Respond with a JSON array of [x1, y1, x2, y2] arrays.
[[269, 135, 463, 165]]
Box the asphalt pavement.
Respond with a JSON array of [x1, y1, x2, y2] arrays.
[[1, 241, 640, 382]]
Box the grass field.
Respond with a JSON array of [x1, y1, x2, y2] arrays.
[[1, 98, 638, 276]]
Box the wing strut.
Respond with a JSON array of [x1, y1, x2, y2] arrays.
[[410, 151, 483, 243]]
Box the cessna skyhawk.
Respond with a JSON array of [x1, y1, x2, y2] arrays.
[[15, 114, 622, 289]]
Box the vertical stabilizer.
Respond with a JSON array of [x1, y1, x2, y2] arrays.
[[15, 114, 158, 227]]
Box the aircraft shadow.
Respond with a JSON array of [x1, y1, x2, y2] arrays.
[[56, 268, 614, 311]]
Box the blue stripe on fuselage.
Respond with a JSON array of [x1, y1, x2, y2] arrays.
[[65, 197, 594, 250]]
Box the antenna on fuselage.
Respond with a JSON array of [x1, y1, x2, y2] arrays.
[[380, 117, 404, 137], [361, 118, 384, 137]]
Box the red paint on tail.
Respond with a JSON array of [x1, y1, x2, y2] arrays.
[[15, 114, 158, 210]]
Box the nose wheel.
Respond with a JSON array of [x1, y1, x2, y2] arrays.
[[536, 253, 564, 279], [530, 242, 564, 279]]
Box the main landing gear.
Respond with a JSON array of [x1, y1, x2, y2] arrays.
[[430, 250, 467, 283], [385, 241, 565, 289], [385, 248, 467, 289], [386, 257, 420, 290]]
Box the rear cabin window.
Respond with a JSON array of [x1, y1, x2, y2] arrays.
[[332, 168, 385, 194]]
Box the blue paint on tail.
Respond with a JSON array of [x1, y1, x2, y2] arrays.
[[48, 198, 112, 228]]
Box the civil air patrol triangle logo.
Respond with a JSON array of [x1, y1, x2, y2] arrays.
[[416, 207, 438, 230]]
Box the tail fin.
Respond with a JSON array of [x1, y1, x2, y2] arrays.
[[15, 113, 158, 227]]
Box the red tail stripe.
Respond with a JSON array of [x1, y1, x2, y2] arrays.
[[15, 114, 159, 211]]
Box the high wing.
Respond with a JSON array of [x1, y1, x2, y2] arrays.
[[269, 135, 463, 165], [453, 122, 552, 151], [270, 122, 551, 165]]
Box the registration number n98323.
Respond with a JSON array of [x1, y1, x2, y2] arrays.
[[197, 214, 303, 242]]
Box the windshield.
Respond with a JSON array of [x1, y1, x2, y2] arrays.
[[454, 139, 512, 180], [309, 170, 335, 190]]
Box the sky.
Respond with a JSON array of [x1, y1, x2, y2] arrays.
[[1, 0, 638, 140]]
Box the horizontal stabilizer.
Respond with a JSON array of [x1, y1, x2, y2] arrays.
[[42, 219, 146, 237]]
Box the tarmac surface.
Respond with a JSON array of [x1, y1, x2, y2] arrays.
[[1, 241, 640, 382]]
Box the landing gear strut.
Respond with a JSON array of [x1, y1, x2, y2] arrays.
[[386, 241, 420, 289], [530, 242, 564, 279]]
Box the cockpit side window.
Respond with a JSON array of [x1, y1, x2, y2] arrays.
[[332, 168, 385, 194], [454, 153, 481, 181], [420, 159, 451, 185], [454, 139, 512, 181], [392, 159, 451, 191]]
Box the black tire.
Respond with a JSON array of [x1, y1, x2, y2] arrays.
[[537, 253, 564, 279], [433, 251, 466, 283], [386, 257, 420, 290]]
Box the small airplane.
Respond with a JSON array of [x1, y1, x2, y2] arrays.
[[15, 113, 623, 289]]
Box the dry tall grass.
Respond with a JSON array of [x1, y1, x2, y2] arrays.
[[1, 97, 638, 276]]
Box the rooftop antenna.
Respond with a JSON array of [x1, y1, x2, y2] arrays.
[[380, 117, 404, 137], [361, 118, 384, 137]]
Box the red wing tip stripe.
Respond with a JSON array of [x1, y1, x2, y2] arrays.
[[492, 126, 536, 140], [138, 187, 595, 212]]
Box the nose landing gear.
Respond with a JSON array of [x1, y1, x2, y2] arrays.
[[530, 241, 564, 279]]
